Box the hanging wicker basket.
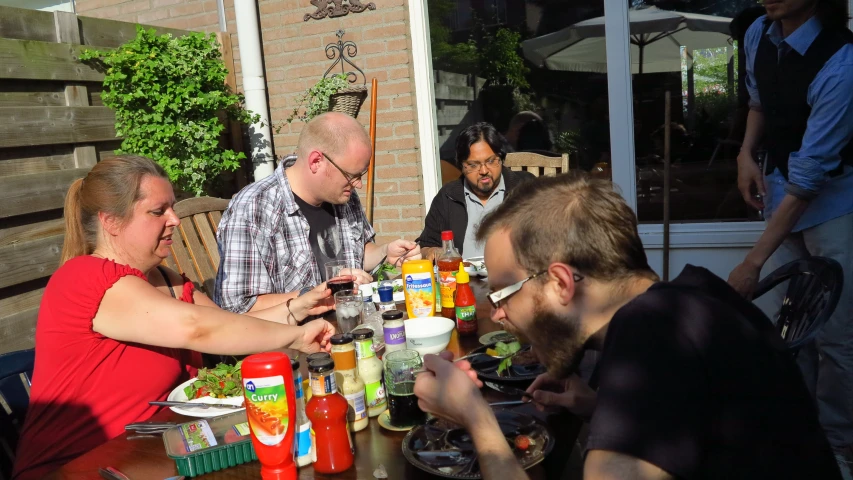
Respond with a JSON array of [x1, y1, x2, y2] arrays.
[[329, 85, 368, 118]]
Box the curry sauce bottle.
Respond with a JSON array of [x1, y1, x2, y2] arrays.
[[242, 352, 297, 480]]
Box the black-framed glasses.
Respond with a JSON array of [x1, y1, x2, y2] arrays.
[[321, 151, 368, 187], [461, 156, 502, 173], [487, 270, 584, 309]]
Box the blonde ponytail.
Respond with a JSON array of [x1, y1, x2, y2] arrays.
[[60, 178, 89, 265], [58, 156, 169, 265]]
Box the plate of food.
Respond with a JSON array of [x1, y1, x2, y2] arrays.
[[166, 361, 246, 418], [466, 341, 545, 382], [402, 410, 554, 478], [360, 279, 405, 303], [463, 257, 487, 277]]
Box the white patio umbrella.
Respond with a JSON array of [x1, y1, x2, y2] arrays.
[[521, 6, 732, 74]]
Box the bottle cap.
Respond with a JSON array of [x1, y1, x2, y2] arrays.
[[456, 262, 470, 283], [306, 352, 331, 365], [377, 285, 394, 302], [290, 358, 300, 371], [352, 328, 374, 340], [381, 310, 404, 321], [441, 230, 454, 241], [260, 463, 298, 480], [307, 357, 334, 373], [330, 333, 353, 345]]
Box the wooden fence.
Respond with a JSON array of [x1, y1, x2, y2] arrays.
[[0, 6, 202, 354]]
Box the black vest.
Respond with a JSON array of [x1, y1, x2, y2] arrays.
[[754, 20, 853, 179]]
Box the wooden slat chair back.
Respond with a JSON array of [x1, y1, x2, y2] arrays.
[[0, 348, 35, 479], [163, 197, 231, 297], [504, 152, 569, 177]]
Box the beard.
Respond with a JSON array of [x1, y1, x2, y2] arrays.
[[507, 294, 586, 379]]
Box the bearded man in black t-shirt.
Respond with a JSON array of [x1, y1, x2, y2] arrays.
[[413, 173, 840, 480]]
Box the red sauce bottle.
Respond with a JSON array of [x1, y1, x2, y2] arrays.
[[454, 262, 477, 335], [241, 352, 297, 480], [305, 357, 354, 473], [437, 230, 462, 319]]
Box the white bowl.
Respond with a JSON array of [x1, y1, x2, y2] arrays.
[[404, 317, 455, 356]]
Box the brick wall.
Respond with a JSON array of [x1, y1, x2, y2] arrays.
[[74, 0, 427, 245]]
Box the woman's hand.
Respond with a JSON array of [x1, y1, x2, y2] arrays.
[[289, 283, 334, 323], [290, 319, 335, 353]]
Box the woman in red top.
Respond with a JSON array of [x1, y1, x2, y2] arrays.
[[12, 155, 336, 480]]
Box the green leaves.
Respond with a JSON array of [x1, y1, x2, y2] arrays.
[[81, 26, 258, 196], [284, 73, 350, 125]]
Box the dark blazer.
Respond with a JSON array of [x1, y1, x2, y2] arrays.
[[416, 167, 535, 254]]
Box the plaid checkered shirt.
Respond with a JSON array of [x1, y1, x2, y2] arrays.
[[214, 156, 375, 313]]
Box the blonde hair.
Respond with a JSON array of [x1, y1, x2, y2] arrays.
[[61, 155, 169, 264]]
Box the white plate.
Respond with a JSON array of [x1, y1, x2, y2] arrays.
[[166, 377, 246, 418], [463, 258, 488, 277], [360, 279, 405, 303]]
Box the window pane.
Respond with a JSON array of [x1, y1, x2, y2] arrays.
[[632, 0, 762, 223], [428, 0, 613, 183]]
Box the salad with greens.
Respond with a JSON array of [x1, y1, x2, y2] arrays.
[[487, 341, 521, 376], [374, 263, 400, 281], [183, 361, 243, 399]]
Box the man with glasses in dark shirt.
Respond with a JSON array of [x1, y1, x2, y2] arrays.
[[414, 174, 840, 480], [418, 123, 534, 260], [215, 112, 420, 315]]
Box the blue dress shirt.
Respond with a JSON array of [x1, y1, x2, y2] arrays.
[[744, 15, 853, 231]]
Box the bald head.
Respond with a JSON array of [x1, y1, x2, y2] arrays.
[[296, 112, 372, 161]]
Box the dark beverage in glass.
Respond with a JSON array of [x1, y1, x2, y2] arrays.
[[328, 278, 355, 295], [387, 385, 426, 427]]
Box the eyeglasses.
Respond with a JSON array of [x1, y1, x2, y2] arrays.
[[321, 151, 368, 188], [487, 270, 584, 309], [461, 156, 502, 173]]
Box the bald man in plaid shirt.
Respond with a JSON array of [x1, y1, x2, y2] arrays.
[[215, 112, 420, 316]]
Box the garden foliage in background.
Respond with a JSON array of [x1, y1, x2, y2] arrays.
[[81, 26, 258, 196]]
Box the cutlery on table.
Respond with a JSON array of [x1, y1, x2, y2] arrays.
[[484, 381, 533, 400], [99, 466, 130, 480], [149, 400, 243, 409], [487, 400, 528, 407]]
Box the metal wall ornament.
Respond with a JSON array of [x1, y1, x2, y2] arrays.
[[323, 30, 366, 86], [304, 0, 376, 22]]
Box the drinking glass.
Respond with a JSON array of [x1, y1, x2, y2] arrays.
[[326, 260, 356, 306], [384, 349, 427, 428], [334, 289, 363, 333]]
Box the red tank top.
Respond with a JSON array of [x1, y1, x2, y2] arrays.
[[12, 256, 202, 480]]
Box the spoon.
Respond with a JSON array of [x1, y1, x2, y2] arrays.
[[412, 350, 518, 376]]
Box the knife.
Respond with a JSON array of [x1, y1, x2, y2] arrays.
[[149, 400, 244, 409], [484, 381, 533, 400]]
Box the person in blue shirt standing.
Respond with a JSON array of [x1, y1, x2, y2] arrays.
[[728, 0, 853, 473]]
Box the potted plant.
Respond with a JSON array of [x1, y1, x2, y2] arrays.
[[286, 73, 367, 124]]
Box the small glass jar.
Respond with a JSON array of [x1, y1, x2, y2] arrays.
[[329, 334, 368, 432]]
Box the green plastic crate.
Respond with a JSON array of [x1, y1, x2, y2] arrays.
[[163, 411, 259, 477]]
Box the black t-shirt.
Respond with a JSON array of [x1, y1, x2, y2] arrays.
[[292, 193, 342, 281], [586, 265, 840, 480]]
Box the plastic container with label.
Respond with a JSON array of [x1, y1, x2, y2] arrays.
[[291, 359, 313, 467], [401, 259, 436, 318], [306, 357, 354, 473], [241, 352, 297, 480], [163, 411, 257, 477]]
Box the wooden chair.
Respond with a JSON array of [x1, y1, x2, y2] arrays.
[[0, 348, 35, 479], [162, 197, 231, 297], [504, 152, 569, 177]]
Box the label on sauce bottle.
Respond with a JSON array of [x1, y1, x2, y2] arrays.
[[438, 271, 458, 309], [344, 391, 367, 421], [243, 375, 289, 446], [364, 380, 386, 410], [355, 341, 375, 360], [310, 371, 337, 396], [180, 420, 217, 452], [384, 325, 406, 345], [405, 272, 435, 317], [456, 305, 477, 333], [296, 421, 312, 459]]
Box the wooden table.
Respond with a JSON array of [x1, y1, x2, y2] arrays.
[[55, 280, 577, 479]]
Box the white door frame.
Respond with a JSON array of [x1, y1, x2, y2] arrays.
[[408, 0, 441, 207]]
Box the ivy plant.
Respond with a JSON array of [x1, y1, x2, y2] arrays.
[[284, 73, 351, 125], [80, 26, 259, 196]]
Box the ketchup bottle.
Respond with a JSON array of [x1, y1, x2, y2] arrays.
[[305, 357, 354, 473], [454, 262, 477, 335], [241, 352, 298, 480]]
